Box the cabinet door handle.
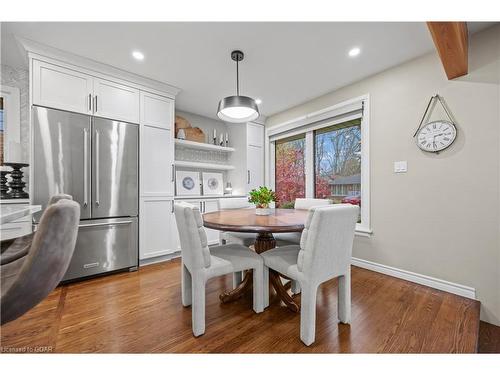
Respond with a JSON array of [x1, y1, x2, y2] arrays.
[[171, 164, 175, 182], [171, 200, 174, 213], [88, 94, 92, 112], [247, 170, 250, 184], [94, 95, 98, 113], [203, 201, 206, 213]]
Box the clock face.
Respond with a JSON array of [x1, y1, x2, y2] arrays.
[[416, 120, 457, 152]]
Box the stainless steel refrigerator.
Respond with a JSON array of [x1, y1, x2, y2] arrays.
[[32, 106, 138, 281]]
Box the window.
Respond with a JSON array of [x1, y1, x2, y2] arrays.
[[268, 95, 370, 233], [275, 135, 305, 208]]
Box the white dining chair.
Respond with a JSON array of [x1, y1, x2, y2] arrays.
[[174, 201, 265, 337], [217, 197, 256, 246], [274, 198, 332, 247], [261, 204, 359, 346], [218, 198, 257, 288]]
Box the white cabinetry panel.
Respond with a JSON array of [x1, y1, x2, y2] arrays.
[[141, 92, 174, 129], [141, 126, 174, 196], [247, 122, 264, 147], [140, 198, 176, 259], [247, 144, 264, 192], [93, 78, 139, 123], [203, 200, 220, 245], [32, 60, 93, 115]]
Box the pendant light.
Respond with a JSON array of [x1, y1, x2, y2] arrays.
[[217, 50, 259, 123]]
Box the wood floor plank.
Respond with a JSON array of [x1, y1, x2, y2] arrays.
[[0, 261, 481, 353]]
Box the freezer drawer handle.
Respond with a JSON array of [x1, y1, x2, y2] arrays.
[[79, 220, 133, 228], [95, 129, 100, 207], [83, 262, 99, 269]]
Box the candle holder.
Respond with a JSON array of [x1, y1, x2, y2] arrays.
[[1, 170, 11, 199], [3, 162, 29, 199]]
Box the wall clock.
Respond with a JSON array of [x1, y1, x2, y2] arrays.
[[415, 120, 457, 152], [413, 94, 457, 153]]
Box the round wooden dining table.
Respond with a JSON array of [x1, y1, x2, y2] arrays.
[[203, 208, 309, 312]]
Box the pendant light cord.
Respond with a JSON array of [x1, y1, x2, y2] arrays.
[[236, 59, 240, 96]]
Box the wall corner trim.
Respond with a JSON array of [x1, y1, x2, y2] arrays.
[[351, 257, 476, 300]]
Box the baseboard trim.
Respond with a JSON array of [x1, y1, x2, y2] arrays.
[[351, 257, 476, 300], [139, 251, 180, 267]]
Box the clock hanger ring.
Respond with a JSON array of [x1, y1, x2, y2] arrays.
[[413, 94, 456, 137]]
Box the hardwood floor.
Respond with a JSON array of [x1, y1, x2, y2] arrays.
[[0, 259, 481, 353], [479, 321, 500, 353]]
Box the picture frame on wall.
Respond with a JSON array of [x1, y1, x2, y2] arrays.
[[202, 172, 224, 196], [176, 170, 201, 196]]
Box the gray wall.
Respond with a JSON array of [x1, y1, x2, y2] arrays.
[[266, 25, 500, 325]]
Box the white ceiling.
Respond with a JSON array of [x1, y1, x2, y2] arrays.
[[1, 22, 495, 120]]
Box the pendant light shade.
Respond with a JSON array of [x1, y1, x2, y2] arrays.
[[217, 50, 259, 123]]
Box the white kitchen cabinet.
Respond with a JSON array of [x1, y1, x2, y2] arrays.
[[141, 92, 174, 129], [93, 78, 140, 123], [32, 60, 140, 123], [203, 200, 220, 245], [247, 144, 264, 192], [141, 125, 174, 196], [140, 197, 177, 259], [32, 59, 93, 115], [247, 122, 264, 147]]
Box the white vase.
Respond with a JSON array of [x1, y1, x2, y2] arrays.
[[255, 207, 271, 216]]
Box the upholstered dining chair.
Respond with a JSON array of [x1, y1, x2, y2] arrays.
[[274, 198, 331, 247], [174, 201, 265, 337], [217, 197, 256, 246], [217, 198, 258, 288], [261, 204, 359, 346], [1, 199, 80, 325], [1, 194, 74, 265]]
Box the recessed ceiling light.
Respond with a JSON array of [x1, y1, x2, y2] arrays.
[[348, 47, 361, 57], [255, 98, 262, 105], [132, 51, 145, 61]]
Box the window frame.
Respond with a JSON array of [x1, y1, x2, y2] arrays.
[[265, 94, 371, 236]]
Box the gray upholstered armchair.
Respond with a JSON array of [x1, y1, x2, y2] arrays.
[[1, 198, 80, 325]]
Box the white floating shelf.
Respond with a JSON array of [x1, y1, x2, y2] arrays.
[[175, 139, 235, 152], [174, 160, 235, 170]]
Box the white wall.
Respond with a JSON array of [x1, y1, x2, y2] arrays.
[[266, 25, 500, 325]]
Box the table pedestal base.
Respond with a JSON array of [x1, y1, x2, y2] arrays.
[[219, 232, 299, 312]]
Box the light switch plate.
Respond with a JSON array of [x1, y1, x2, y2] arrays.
[[394, 161, 407, 173]]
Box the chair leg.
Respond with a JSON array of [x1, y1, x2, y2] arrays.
[[300, 283, 318, 346], [263, 266, 269, 309], [252, 264, 264, 313], [181, 263, 192, 307], [232, 271, 243, 288], [338, 270, 351, 324], [291, 280, 301, 295], [191, 274, 206, 337]]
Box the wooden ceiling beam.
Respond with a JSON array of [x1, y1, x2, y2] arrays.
[[427, 22, 468, 79]]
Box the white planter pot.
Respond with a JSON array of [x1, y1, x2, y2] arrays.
[[255, 207, 271, 216]]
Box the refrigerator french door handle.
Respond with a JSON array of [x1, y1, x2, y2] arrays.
[[83, 128, 88, 208], [95, 129, 100, 207], [79, 220, 133, 228]]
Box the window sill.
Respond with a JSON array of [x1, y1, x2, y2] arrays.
[[355, 225, 373, 237]]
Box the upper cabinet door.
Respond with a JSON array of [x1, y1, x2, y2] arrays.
[[141, 92, 174, 129], [247, 122, 264, 147], [93, 78, 140, 123], [32, 60, 93, 115], [247, 144, 264, 193]]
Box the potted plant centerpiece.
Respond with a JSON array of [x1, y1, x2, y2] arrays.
[[248, 186, 276, 216]]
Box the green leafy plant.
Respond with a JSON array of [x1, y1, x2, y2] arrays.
[[248, 186, 277, 209]]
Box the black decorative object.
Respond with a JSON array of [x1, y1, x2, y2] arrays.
[[3, 162, 29, 199], [1, 171, 11, 199]]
